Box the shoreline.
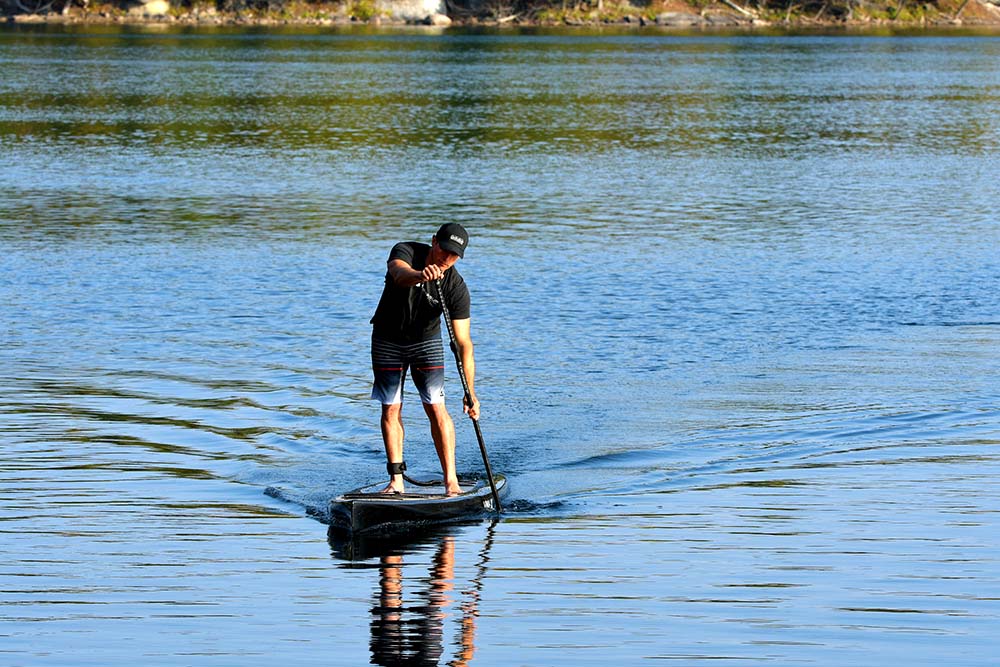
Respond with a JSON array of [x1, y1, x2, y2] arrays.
[[6, 0, 1000, 29]]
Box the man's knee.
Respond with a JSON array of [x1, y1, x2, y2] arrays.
[[381, 403, 403, 423], [422, 401, 452, 424]]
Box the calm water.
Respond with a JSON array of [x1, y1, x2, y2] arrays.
[[2, 24, 1000, 666]]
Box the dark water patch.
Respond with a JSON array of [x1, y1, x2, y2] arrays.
[[901, 321, 1000, 327], [500, 498, 570, 515], [6, 401, 276, 446]]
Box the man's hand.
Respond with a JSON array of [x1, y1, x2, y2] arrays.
[[464, 393, 480, 420], [420, 264, 446, 283]]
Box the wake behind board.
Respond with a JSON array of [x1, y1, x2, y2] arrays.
[[329, 475, 507, 535]]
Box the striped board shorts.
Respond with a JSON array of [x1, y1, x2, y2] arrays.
[[371, 336, 446, 405]]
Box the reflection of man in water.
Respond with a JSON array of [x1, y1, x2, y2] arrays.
[[370, 535, 478, 667]]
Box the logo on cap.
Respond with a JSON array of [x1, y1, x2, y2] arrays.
[[450, 235, 465, 246]]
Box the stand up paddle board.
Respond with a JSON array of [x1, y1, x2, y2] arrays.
[[329, 475, 507, 535]]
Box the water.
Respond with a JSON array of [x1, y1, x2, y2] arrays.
[[2, 24, 1000, 666]]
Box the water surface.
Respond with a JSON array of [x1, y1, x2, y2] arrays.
[[2, 25, 999, 666]]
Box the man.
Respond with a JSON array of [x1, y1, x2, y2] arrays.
[[369, 223, 479, 496]]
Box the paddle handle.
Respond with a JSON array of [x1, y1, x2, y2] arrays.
[[436, 279, 502, 513]]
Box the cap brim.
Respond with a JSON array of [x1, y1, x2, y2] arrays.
[[439, 242, 465, 258]]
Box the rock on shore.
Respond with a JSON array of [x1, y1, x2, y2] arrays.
[[377, 0, 445, 22], [127, 0, 169, 17]]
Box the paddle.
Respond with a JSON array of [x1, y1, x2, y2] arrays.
[[435, 278, 503, 514]]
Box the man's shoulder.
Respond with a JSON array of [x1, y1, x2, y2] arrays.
[[394, 241, 430, 251], [389, 241, 429, 262], [445, 265, 466, 286]]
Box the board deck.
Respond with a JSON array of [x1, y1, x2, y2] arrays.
[[329, 475, 506, 535]]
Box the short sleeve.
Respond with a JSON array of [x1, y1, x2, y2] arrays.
[[447, 273, 471, 320], [388, 242, 416, 265]]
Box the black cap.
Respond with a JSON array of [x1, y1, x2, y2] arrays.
[[436, 223, 469, 258]]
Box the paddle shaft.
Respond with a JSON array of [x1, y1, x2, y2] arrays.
[[435, 278, 502, 513]]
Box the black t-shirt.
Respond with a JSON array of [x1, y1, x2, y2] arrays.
[[370, 242, 471, 344]]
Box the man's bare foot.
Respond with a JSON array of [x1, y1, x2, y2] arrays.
[[380, 480, 404, 494], [445, 482, 463, 497]]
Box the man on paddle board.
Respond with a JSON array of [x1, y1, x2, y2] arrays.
[[369, 223, 479, 496]]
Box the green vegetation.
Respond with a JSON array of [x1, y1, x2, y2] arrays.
[[347, 0, 377, 20], [3, 0, 996, 26]]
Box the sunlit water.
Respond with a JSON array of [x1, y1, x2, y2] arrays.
[[2, 25, 999, 666]]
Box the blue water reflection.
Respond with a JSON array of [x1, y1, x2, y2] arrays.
[[1, 25, 999, 667]]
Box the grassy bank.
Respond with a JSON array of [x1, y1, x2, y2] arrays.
[[6, 0, 1000, 27]]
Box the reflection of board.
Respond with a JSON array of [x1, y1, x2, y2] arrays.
[[329, 475, 507, 535]]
